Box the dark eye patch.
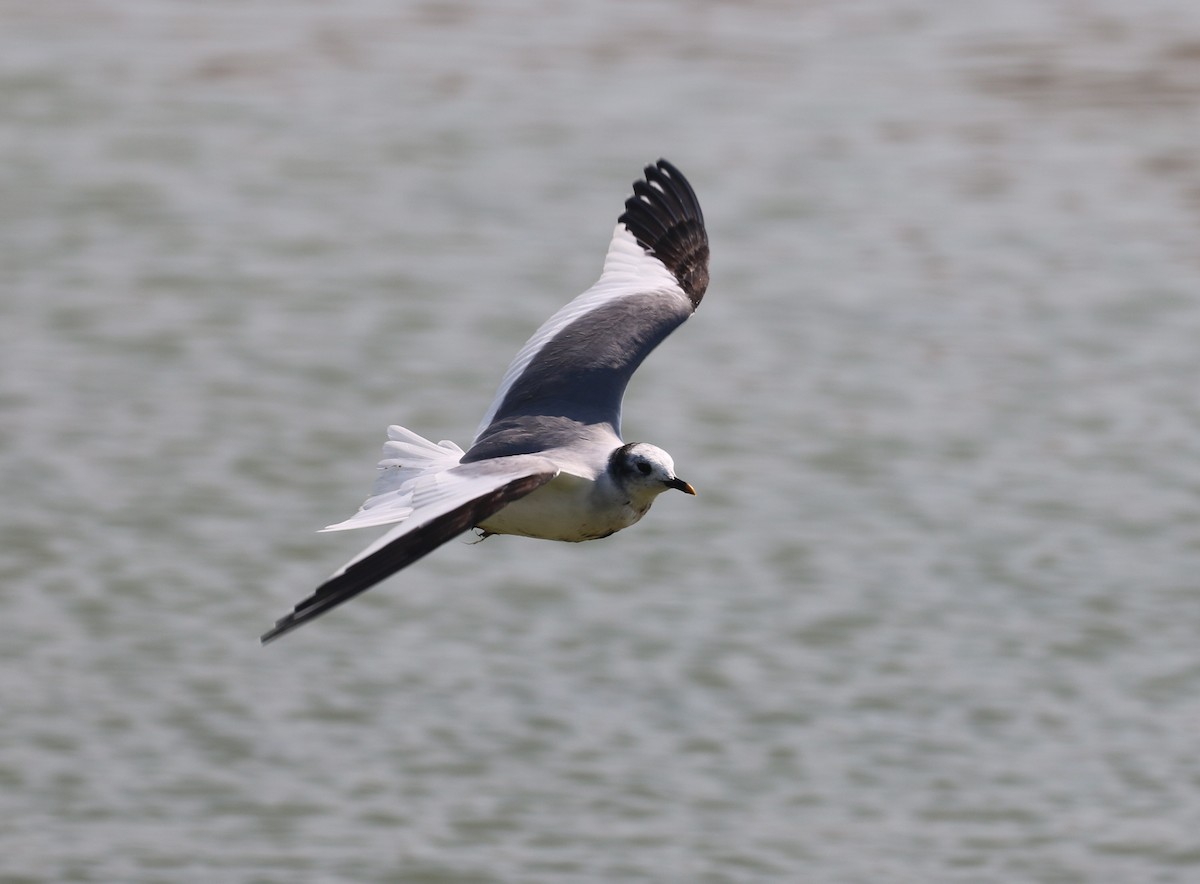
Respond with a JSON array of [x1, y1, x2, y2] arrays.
[[637, 461, 652, 475]]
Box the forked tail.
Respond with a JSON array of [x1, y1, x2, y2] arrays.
[[319, 426, 464, 532]]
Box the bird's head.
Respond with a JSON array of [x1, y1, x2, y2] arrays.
[[610, 442, 697, 499]]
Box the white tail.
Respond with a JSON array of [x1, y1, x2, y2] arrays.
[[319, 426, 464, 532]]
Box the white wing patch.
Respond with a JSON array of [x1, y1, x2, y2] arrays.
[[473, 224, 682, 441], [323, 456, 559, 578]]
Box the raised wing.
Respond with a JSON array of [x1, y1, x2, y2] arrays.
[[467, 160, 708, 459], [261, 458, 558, 644]]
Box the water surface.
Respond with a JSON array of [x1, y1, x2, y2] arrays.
[[3, 1, 1200, 881]]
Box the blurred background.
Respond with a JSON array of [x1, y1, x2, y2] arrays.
[[3, 1, 1200, 881]]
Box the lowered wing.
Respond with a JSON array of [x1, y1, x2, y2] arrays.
[[262, 457, 557, 644]]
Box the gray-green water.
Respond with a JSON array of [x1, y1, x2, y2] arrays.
[[4, 2, 1200, 881]]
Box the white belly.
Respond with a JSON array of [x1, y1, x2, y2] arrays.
[[476, 472, 648, 542]]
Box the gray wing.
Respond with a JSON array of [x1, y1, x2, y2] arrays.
[[465, 159, 709, 463]]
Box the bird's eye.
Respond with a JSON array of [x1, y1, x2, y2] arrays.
[[637, 461, 652, 475]]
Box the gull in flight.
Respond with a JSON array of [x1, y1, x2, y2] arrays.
[[262, 159, 709, 643]]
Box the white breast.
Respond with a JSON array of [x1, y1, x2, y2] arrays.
[[476, 471, 646, 542]]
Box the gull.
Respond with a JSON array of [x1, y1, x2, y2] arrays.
[[262, 159, 709, 644]]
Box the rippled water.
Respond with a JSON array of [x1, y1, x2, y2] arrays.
[[4, 1, 1200, 881]]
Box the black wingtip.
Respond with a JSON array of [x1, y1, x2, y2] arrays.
[[260, 617, 298, 645], [260, 470, 558, 645], [617, 159, 710, 307], [261, 605, 317, 644]]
